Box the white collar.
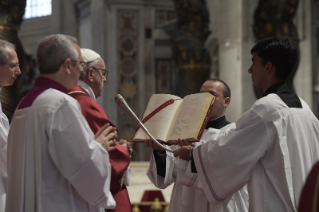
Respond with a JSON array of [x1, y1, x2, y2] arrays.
[[78, 80, 96, 100]]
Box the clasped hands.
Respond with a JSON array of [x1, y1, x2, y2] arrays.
[[95, 123, 133, 156], [144, 138, 194, 161]]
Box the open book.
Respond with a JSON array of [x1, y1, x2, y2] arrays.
[[133, 93, 215, 144]]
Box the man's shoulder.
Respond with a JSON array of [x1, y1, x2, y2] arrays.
[[251, 94, 314, 120], [34, 88, 79, 110], [75, 94, 103, 111], [251, 94, 287, 114]]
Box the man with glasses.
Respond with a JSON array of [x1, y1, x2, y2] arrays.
[[145, 79, 249, 212], [68, 48, 132, 212], [6, 34, 117, 212], [0, 39, 21, 211]]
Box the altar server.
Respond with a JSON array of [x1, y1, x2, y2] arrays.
[[175, 36, 319, 211], [146, 79, 249, 212], [5, 34, 117, 212]]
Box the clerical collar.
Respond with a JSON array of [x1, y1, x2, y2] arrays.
[[36, 77, 68, 93], [205, 115, 230, 129], [18, 77, 68, 109], [78, 80, 96, 100], [262, 82, 302, 108]]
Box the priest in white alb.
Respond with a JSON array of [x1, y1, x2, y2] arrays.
[[175, 37, 319, 211], [145, 79, 249, 212], [5, 34, 117, 212], [0, 39, 21, 211]]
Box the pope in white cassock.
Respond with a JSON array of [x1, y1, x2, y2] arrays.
[[5, 34, 117, 212], [145, 79, 249, 212], [175, 37, 319, 212], [0, 39, 21, 211]]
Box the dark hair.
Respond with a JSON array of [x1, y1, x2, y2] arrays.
[[37, 34, 79, 74], [207, 78, 231, 98], [250, 37, 298, 80]]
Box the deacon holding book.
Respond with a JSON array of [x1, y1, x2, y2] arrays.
[[175, 37, 319, 211], [6, 34, 117, 212], [145, 79, 249, 212], [68, 48, 132, 212], [0, 39, 21, 211]]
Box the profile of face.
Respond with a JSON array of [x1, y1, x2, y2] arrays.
[[200, 80, 230, 120], [248, 53, 268, 90], [0, 47, 21, 88], [89, 57, 106, 98]]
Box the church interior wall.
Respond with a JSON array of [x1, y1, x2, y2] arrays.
[[311, 0, 319, 116], [294, 0, 312, 111], [17, 0, 318, 161]]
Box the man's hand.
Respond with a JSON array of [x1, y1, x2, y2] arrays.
[[175, 138, 195, 147], [119, 139, 133, 157], [95, 124, 117, 152], [144, 138, 166, 153], [174, 146, 192, 161]]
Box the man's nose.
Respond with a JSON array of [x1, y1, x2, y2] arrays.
[[16, 66, 21, 75]]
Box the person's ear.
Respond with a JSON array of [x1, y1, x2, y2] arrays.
[[224, 97, 231, 108], [266, 61, 277, 78], [62, 59, 72, 75], [266, 61, 274, 71], [87, 68, 94, 83]]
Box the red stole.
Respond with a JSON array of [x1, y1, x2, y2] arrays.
[[298, 161, 319, 212], [68, 85, 132, 212]]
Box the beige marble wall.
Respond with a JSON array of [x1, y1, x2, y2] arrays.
[[127, 162, 173, 203]]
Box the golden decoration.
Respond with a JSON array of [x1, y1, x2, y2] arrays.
[[164, 205, 169, 212], [120, 80, 137, 99], [150, 198, 162, 212], [132, 204, 141, 212]]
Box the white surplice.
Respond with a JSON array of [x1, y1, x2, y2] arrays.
[[6, 88, 115, 212], [147, 124, 249, 212], [193, 94, 319, 211], [0, 95, 9, 212]]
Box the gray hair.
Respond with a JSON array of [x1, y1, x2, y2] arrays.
[[79, 59, 99, 80], [37, 34, 79, 74], [0, 39, 15, 64]]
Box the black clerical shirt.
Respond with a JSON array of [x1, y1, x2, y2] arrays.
[[262, 82, 302, 108], [154, 115, 230, 177]]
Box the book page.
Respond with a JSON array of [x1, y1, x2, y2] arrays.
[[166, 93, 214, 141], [133, 94, 183, 141]]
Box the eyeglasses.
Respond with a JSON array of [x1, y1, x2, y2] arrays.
[[92, 67, 109, 78], [71, 60, 85, 68], [0, 62, 20, 70]]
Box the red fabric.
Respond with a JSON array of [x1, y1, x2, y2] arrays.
[[138, 190, 166, 212], [298, 161, 319, 212], [141, 190, 165, 202], [69, 85, 132, 212]]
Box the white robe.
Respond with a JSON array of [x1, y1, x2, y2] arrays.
[[0, 99, 9, 212], [193, 94, 319, 211], [6, 88, 115, 212], [147, 124, 249, 212]]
